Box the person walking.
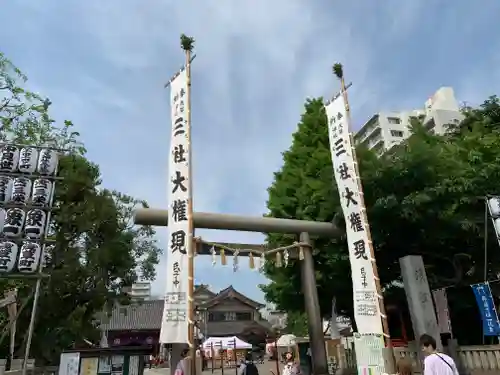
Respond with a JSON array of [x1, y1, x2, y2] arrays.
[[420, 334, 459, 375], [281, 351, 301, 375], [396, 357, 413, 375], [238, 352, 259, 375], [174, 349, 190, 375]]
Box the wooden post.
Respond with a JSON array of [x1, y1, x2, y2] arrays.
[[184, 46, 196, 374], [336, 67, 396, 373]]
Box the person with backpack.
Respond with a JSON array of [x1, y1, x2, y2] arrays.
[[420, 334, 459, 375], [238, 352, 259, 375]]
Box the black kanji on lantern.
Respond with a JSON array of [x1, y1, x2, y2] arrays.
[[348, 212, 364, 232], [26, 209, 44, 227], [0, 146, 17, 171], [333, 139, 346, 157], [172, 199, 188, 222], [171, 230, 187, 254], [171, 171, 187, 194], [0, 242, 15, 270], [18, 242, 39, 271], [32, 179, 50, 206], [38, 149, 52, 174], [12, 178, 29, 203], [19, 147, 34, 170], [337, 162, 351, 180], [4, 209, 24, 236], [0, 177, 11, 202], [25, 209, 45, 237], [174, 117, 185, 136], [173, 144, 187, 164], [342, 186, 358, 207], [353, 239, 368, 260]]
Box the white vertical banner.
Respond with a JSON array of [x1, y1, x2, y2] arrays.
[[325, 94, 383, 335], [161, 68, 191, 344]]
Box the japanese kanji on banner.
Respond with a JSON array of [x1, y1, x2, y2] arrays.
[[161, 68, 191, 344], [325, 94, 383, 335]]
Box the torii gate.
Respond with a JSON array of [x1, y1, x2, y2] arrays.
[[135, 35, 396, 375], [134, 209, 339, 375]]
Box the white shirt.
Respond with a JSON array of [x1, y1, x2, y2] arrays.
[[423, 353, 459, 375]]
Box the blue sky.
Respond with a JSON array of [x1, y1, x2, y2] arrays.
[[1, 0, 500, 304]]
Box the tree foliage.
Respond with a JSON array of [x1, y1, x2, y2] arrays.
[[0, 52, 162, 363], [283, 311, 309, 337], [262, 95, 500, 342]]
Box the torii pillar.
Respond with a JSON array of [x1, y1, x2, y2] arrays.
[[134, 209, 340, 375]]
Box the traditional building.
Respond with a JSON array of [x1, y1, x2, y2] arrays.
[[99, 285, 271, 347]]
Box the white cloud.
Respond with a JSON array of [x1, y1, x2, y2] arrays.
[[1, 0, 500, 301]]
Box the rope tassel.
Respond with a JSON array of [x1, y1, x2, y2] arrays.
[[220, 249, 227, 265], [249, 252, 255, 269], [210, 246, 216, 266], [259, 253, 265, 272], [275, 252, 282, 268], [283, 249, 289, 267], [233, 250, 239, 272]]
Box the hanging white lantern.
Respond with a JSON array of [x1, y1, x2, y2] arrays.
[[31, 178, 52, 207], [494, 218, 500, 237], [18, 147, 39, 174], [18, 241, 42, 273], [489, 197, 500, 218], [0, 241, 19, 273], [41, 244, 54, 269], [3, 208, 26, 238], [25, 209, 47, 239], [0, 208, 6, 233], [37, 148, 58, 175], [0, 176, 13, 203], [10, 177, 32, 204], [0, 145, 20, 172]]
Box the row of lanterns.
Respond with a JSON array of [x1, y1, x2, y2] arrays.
[[0, 240, 47, 273], [0, 145, 58, 175], [0, 176, 53, 206], [0, 207, 48, 239]]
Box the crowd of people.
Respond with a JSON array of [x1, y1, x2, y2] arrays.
[[147, 333, 459, 375]]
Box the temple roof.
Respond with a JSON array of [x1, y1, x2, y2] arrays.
[[197, 285, 265, 309], [100, 285, 265, 331], [100, 300, 164, 331]]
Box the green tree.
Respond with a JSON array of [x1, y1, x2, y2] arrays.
[[283, 311, 309, 337], [0, 52, 161, 363], [262, 95, 500, 343]]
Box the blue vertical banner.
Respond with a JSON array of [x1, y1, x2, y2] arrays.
[[471, 282, 500, 336]]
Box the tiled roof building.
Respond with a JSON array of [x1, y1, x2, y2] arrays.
[[100, 285, 271, 347]]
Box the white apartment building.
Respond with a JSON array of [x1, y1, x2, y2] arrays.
[[354, 87, 464, 154]]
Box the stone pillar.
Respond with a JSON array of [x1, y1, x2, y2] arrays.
[[400, 256, 441, 350]]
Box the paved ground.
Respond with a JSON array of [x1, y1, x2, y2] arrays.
[[145, 361, 282, 375]]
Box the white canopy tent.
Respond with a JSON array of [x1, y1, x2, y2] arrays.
[[202, 336, 252, 349], [276, 334, 297, 347]]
